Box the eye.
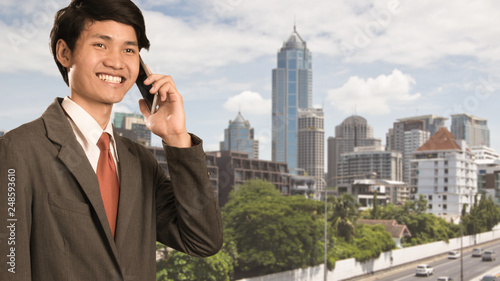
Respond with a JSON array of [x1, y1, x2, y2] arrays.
[[94, 43, 105, 48], [124, 48, 136, 54]]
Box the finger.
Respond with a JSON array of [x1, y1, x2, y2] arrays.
[[146, 74, 177, 90], [138, 99, 151, 119], [159, 84, 183, 103]]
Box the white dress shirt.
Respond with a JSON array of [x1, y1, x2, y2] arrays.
[[61, 96, 119, 178]]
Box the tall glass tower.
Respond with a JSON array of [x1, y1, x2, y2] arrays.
[[272, 26, 312, 171], [220, 112, 259, 159]]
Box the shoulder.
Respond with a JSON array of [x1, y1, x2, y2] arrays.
[[0, 118, 47, 168], [1, 117, 45, 148]]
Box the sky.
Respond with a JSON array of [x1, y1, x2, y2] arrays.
[[1, 0, 500, 162]]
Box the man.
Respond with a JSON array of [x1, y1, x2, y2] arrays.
[[0, 0, 223, 280]]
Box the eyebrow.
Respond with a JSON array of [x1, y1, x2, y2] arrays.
[[90, 33, 138, 46]]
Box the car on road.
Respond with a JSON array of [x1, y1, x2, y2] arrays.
[[415, 264, 434, 276], [482, 250, 496, 261], [480, 275, 496, 281], [448, 251, 460, 259], [472, 248, 483, 257], [437, 277, 453, 281]]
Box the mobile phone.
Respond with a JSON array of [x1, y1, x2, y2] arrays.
[[136, 55, 158, 114]]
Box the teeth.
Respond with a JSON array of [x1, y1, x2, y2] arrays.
[[98, 74, 122, 84]]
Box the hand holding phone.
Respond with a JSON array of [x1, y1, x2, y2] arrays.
[[136, 56, 159, 114], [135, 57, 192, 147]]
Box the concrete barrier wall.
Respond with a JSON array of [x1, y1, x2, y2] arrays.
[[237, 228, 500, 281]]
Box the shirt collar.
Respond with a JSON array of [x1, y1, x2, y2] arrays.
[[61, 96, 117, 153]]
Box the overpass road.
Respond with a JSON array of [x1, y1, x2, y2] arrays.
[[349, 240, 500, 281]]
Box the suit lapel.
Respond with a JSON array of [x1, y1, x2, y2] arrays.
[[42, 98, 121, 259], [113, 134, 141, 250]]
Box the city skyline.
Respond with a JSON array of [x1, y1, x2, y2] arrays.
[[1, 0, 500, 163]]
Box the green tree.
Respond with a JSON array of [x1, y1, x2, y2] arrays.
[[360, 195, 460, 246], [353, 224, 396, 262], [223, 179, 324, 278], [327, 224, 396, 267], [462, 194, 500, 235], [403, 194, 428, 214], [156, 242, 236, 281], [331, 193, 359, 242]]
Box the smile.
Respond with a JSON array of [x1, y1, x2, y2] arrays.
[[98, 74, 124, 84]]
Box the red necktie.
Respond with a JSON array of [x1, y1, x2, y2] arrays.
[[96, 132, 120, 237]]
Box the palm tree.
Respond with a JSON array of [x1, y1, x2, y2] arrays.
[[331, 193, 359, 242]]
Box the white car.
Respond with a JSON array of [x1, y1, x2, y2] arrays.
[[448, 251, 460, 259], [415, 264, 434, 276], [472, 248, 483, 257]]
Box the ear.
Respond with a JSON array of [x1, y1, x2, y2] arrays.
[[56, 39, 72, 67]]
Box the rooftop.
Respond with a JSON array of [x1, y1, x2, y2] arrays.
[[416, 127, 461, 152], [358, 219, 412, 238], [283, 25, 306, 49]]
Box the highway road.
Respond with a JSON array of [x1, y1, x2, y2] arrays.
[[367, 242, 500, 281]]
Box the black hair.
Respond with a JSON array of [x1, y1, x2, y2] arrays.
[[50, 0, 150, 85]]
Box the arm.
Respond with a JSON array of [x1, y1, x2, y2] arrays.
[[0, 137, 32, 280], [138, 71, 222, 256], [155, 135, 223, 257]]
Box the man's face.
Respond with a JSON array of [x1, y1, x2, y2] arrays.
[[64, 20, 140, 107]]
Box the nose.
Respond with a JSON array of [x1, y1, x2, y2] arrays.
[[102, 50, 124, 70]]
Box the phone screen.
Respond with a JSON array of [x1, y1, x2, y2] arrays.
[[136, 56, 158, 114]]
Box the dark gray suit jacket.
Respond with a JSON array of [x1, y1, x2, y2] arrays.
[[0, 98, 223, 280]]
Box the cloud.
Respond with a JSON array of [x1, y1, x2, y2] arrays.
[[331, 0, 500, 67], [2, 0, 500, 77], [327, 69, 421, 115], [223, 91, 271, 115]]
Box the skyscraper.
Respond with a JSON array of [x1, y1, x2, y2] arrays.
[[403, 129, 430, 183], [386, 115, 447, 152], [272, 25, 312, 172], [297, 108, 324, 191], [327, 115, 381, 187], [451, 113, 490, 147], [220, 112, 259, 159], [386, 115, 447, 184], [338, 146, 403, 185]]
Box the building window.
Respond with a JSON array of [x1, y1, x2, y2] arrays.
[[429, 204, 433, 209], [428, 195, 433, 200], [444, 186, 448, 192], [444, 169, 448, 174], [444, 178, 448, 183], [443, 195, 447, 201], [443, 204, 447, 210]]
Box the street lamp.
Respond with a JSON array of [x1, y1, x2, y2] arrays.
[[321, 172, 376, 281], [319, 178, 328, 281]]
